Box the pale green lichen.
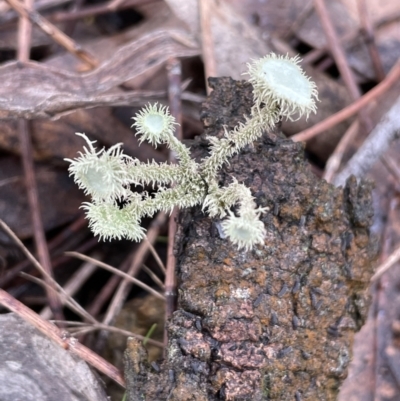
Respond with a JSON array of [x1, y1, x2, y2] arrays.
[[65, 133, 132, 202], [247, 53, 318, 120], [66, 53, 318, 250], [131, 103, 175, 147]]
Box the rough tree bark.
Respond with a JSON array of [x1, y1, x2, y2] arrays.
[[124, 77, 377, 400]]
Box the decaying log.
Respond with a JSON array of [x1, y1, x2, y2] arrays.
[[124, 77, 377, 400]]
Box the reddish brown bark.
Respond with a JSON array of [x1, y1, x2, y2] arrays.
[[124, 77, 377, 401]]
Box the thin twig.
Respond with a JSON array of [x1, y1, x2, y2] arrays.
[[301, 28, 369, 67], [314, 0, 361, 99], [323, 120, 359, 183], [302, 48, 325, 65], [66, 323, 164, 348], [19, 272, 98, 323], [314, 56, 334, 72], [53, 320, 164, 348], [199, 0, 217, 92], [0, 219, 94, 323], [376, 11, 400, 30], [145, 237, 166, 275], [0, 215, 87, 288], [334, 95, 400, 186], [282, 1, 314, 40], [301, 12, 395, 71], [0, 288, 125, 387], [48, 214, 87, 250], [142, 264, 165, 291], [371, 243, 400, 281], [94, 212, 167, 352], [40, 259, 98, 319], [66, 251, 165, 301], [5, 0, 98, 68], [15, 0, 64, 322], [86, 255, 132, 318], [358, 0, 385, 82], [17, 0, 32, 62], [292, 59, 400, 143], [313, 0, 371, 132], [0, 0, 71, 24]]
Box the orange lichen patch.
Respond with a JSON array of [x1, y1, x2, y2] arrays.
[[223, 258, 232, 266], [279, 199, 304, 221], [253, 269, 267, 286], [214, 285, 230, 299]]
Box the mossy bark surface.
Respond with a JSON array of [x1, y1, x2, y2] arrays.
[[124, 77, 377, 401]]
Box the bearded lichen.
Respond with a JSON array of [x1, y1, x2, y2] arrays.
[[66, 53, 318, 250]]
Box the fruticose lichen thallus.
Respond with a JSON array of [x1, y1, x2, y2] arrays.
[[66, 53, 318, 251]]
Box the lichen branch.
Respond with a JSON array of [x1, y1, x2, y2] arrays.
[[66, 53, 318, 250]]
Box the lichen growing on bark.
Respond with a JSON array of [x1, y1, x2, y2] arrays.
[[124, 77, 377, 401], [67, 54, 318, 251]]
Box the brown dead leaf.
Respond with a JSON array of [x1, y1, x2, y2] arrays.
[[166, 0, 272, 79], [347, 24, 400, 81], [0, 25, 51, 50], [226, 0, 313, 39], [0, 108, 165, 163], [296, 1, 358, 49], [295, 0, 400, 83], [0, 31, 199, 119]]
